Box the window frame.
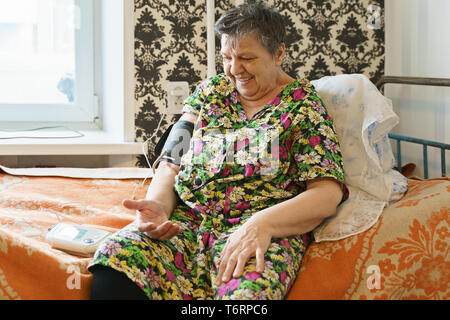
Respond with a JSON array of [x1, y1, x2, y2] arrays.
[[0, 0, 97, 124]]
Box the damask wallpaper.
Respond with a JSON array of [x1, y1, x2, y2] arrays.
[[134, 0, 385, 167]]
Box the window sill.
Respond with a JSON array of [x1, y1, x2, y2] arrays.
[[0, 130, 143, 156]]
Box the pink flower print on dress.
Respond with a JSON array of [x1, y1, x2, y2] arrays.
[[204, 200, 221, 215], [174, 251, 190, 274], [280, 112, 291, 130], [166, 270, 175, 282], [244, 164, 254, 178], [227, 218, 240, 225], [293, 88, 306, 101], [309, 135, 321, 147], [217, 278, 241, 297], [245, 271, 261, 281], [235, 138, 250, 151], [202, 231, 210, 247], [268, 96, 280, 106], [193, 140, 204, 154], [271, 145, 287, 161], [221, 164, 231, 177], [208, 104, 224, 116], [324, 138, 339, 154], [321, 158, 337, 171], [280, 239, 291, 249], [235, 201, 250, 211], [100, 241, 121, 256], [312, 100, 326, 114], [280, 270, 287, 285]]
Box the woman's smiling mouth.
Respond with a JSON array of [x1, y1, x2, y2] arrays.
[[236, 76, 254, 85]]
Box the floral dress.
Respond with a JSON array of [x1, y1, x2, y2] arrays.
[[88, 73, 348, 300]]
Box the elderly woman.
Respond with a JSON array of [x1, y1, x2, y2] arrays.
[[89, 2, 348, 300]]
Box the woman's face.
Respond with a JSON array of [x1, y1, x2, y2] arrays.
[[221, 33, 285, 102]]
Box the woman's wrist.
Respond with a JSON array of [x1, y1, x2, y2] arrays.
[[144, 162, 179, 218], [249, 211, 276, 239], [144, 197, 174, 218]]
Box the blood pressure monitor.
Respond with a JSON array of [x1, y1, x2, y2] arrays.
[[46, 223, 111, 257]]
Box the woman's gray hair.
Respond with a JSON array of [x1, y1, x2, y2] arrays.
[[214, 1, 286, 56]]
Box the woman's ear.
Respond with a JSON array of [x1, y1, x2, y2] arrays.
[[275, 43, 286, 66]]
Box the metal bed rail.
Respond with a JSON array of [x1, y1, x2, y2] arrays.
[[376, 76, 450, 178], [388, 133, 449, 179]]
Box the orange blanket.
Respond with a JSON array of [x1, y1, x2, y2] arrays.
[[0, 172, 448, 300]]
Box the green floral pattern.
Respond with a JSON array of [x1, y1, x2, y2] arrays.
[[89, 73, 348, 300]]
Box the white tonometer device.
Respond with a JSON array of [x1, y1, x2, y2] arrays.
[[46, 223, 111, 257]]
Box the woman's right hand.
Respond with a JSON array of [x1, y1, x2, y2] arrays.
[[122, 199, 182, 241]]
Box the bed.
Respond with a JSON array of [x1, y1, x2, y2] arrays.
[[0, 75, 449, 300]]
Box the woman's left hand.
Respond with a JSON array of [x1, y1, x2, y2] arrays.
[[215, 217, 272, 286]]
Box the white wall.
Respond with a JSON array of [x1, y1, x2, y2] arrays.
[[385, 0, 450, 178]]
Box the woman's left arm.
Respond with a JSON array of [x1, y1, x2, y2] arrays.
[[215, 178, 343, 286]]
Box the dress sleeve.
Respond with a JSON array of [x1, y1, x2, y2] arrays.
[[291, 89, 349, 204], [182, 78, 211, 117]]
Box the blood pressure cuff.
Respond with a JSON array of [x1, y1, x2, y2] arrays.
[[155, 120, 194, 166]]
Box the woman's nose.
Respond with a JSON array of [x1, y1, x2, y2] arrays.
[[229, 59, 243, 75]]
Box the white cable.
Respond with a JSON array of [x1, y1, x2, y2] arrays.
[[0, 126, 85, 139], [146, 103, 167, 158], [130, 101, 168, 199]]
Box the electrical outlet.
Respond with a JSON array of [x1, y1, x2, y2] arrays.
[[167, 81, 189, 114]]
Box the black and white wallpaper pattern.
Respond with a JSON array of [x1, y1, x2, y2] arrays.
[[134, 0, 385, 167]]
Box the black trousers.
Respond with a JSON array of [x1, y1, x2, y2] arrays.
[[90, 265, 148, 300]]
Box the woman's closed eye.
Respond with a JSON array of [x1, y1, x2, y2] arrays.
[[222, 56, 255, 62]]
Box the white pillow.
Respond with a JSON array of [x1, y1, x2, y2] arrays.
[[310, 74, 408, 242]]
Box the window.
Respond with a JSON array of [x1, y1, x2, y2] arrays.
[[0, 0, 96, 123]]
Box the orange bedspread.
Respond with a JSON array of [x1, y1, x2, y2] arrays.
[[0, 171, 448, 300]]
